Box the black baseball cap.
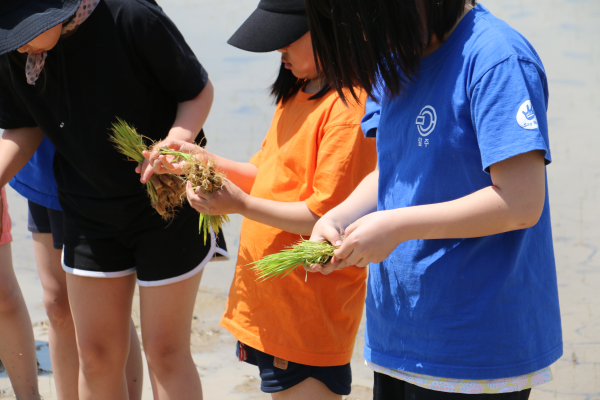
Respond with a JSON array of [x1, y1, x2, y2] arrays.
[[228, 0, 308, 53], [0, 0, 81, 56]]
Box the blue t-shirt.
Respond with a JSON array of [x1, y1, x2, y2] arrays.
[[9, 137, 61, 211], [361, 4, 562, 380]]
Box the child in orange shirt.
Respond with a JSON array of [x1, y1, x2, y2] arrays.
[[146, 1, 377, 397]]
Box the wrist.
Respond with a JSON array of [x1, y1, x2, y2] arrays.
[[237, 191, 251, 215], [166, 127, 196, 143], [388, 208, 411, 244]]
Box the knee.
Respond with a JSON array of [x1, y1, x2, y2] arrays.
[[78, 340, 128, 377], [144, 338, 189, 375], [43, 293, 73, 330], [0, 282, 25, 316]]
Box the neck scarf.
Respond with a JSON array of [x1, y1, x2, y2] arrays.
[[25, 0, 99, 85]]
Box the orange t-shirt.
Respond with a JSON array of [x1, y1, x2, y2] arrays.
[[220, 88, 377, 366]]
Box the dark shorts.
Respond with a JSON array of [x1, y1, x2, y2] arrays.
[[61, 209, 228, 287], [236, 341, 352, 395], [374, 371, 532, 400], [28, 200, 64, 250]]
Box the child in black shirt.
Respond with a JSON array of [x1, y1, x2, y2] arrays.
[[0, 0, 217, 397]]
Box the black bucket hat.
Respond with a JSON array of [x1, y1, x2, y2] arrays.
[[0, 0, 81, 56], [228, 0, 308, 53]]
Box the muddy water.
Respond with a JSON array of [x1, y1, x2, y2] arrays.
[[2, 0, 599, 398]]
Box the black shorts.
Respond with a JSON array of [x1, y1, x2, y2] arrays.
[[61, 209, 230, 287], [236, 342, 352, 395], [373, 371, 532, 400], [28, 200, 64, 250]]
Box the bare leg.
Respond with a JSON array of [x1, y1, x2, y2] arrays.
[[140, 269, 204, 400], [33, 233, 79, 399], [0, 243, 41, 400], [272, 377, 341, 400], [33, 233, 144, 400], [126, 319, 143, 400], [67, 273, 136, 400]]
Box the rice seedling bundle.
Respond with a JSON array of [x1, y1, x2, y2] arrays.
[[157, 147, 230, 245], [109, 119, 185, 220], [249, 239, 337, 281]]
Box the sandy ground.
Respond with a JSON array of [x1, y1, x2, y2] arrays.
[[0, 0, 598, 398]]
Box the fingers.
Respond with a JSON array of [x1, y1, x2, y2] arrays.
[[186, 181, 210, 213], [305, 253, 342, 275], [139, 159, 153, 183], [342, 220, 359, 238], [165, 140, 199, 154], [309, 222, 343, 246], [158, 156, 177, 172]]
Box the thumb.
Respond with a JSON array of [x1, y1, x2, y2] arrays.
[[334, 220, 360, 260]]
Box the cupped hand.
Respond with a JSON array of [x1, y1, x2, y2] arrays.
[[331, 210, 401, 270], [185, 178, 247, 216], [136, 139, 203, 183], [303, 217, 345, 275], [306, 210, 402, 275]]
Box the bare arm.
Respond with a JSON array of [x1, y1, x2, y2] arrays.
[[138, 80, 214, 182], [313, 169, 379, 234], [168, 80, 214, 142], [0, 127, 44, 188], [185, 179, 320, 236], [309, 150, 546, 272], [0, 127, 44, 234], [143, 140, 259, 194]]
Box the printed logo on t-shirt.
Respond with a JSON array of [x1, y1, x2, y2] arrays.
[[416, 105, 436, 148], [516, 100, 539, 130], [416, 106, 437, 137]]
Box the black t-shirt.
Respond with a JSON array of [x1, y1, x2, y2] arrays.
[[0, 0, 208, 238]]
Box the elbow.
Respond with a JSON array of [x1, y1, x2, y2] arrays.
[[512, 196, 545, 230]]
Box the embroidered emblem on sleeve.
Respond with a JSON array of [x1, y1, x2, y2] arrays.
[[516, 100, 539, 130]]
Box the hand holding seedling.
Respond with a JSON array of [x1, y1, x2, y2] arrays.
[[186, 178, 246, 216], [307, 210, 401, 274], [142, 140, 204, 176], [137, 139, 197, 183]]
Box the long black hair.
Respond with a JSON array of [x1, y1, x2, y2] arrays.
[[305, 0, 476, 102], [270, 62, 330, 104]]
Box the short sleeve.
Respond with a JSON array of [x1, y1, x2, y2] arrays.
[[361, 83, 385, 138], [305, 98, 377, 216], [248, 135, 267, 167], [0, 65, 37, 129], [249, 150, 262, 167], [470, 55, 551, 172], [125, 2, 208, 102], [361, 96, 380, 138]]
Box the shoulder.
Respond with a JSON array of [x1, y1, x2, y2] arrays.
[[102, 0, 168, 29], [464, 5, 546, 85], [324, 89, 367, 128]]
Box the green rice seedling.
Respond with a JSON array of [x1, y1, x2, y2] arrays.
[[158, 147, 230, 245], [109, 118, 185, 220], [249, 239, 337, 281]]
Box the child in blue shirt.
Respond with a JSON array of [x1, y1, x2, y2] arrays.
[[305, 0, 562, 398]]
